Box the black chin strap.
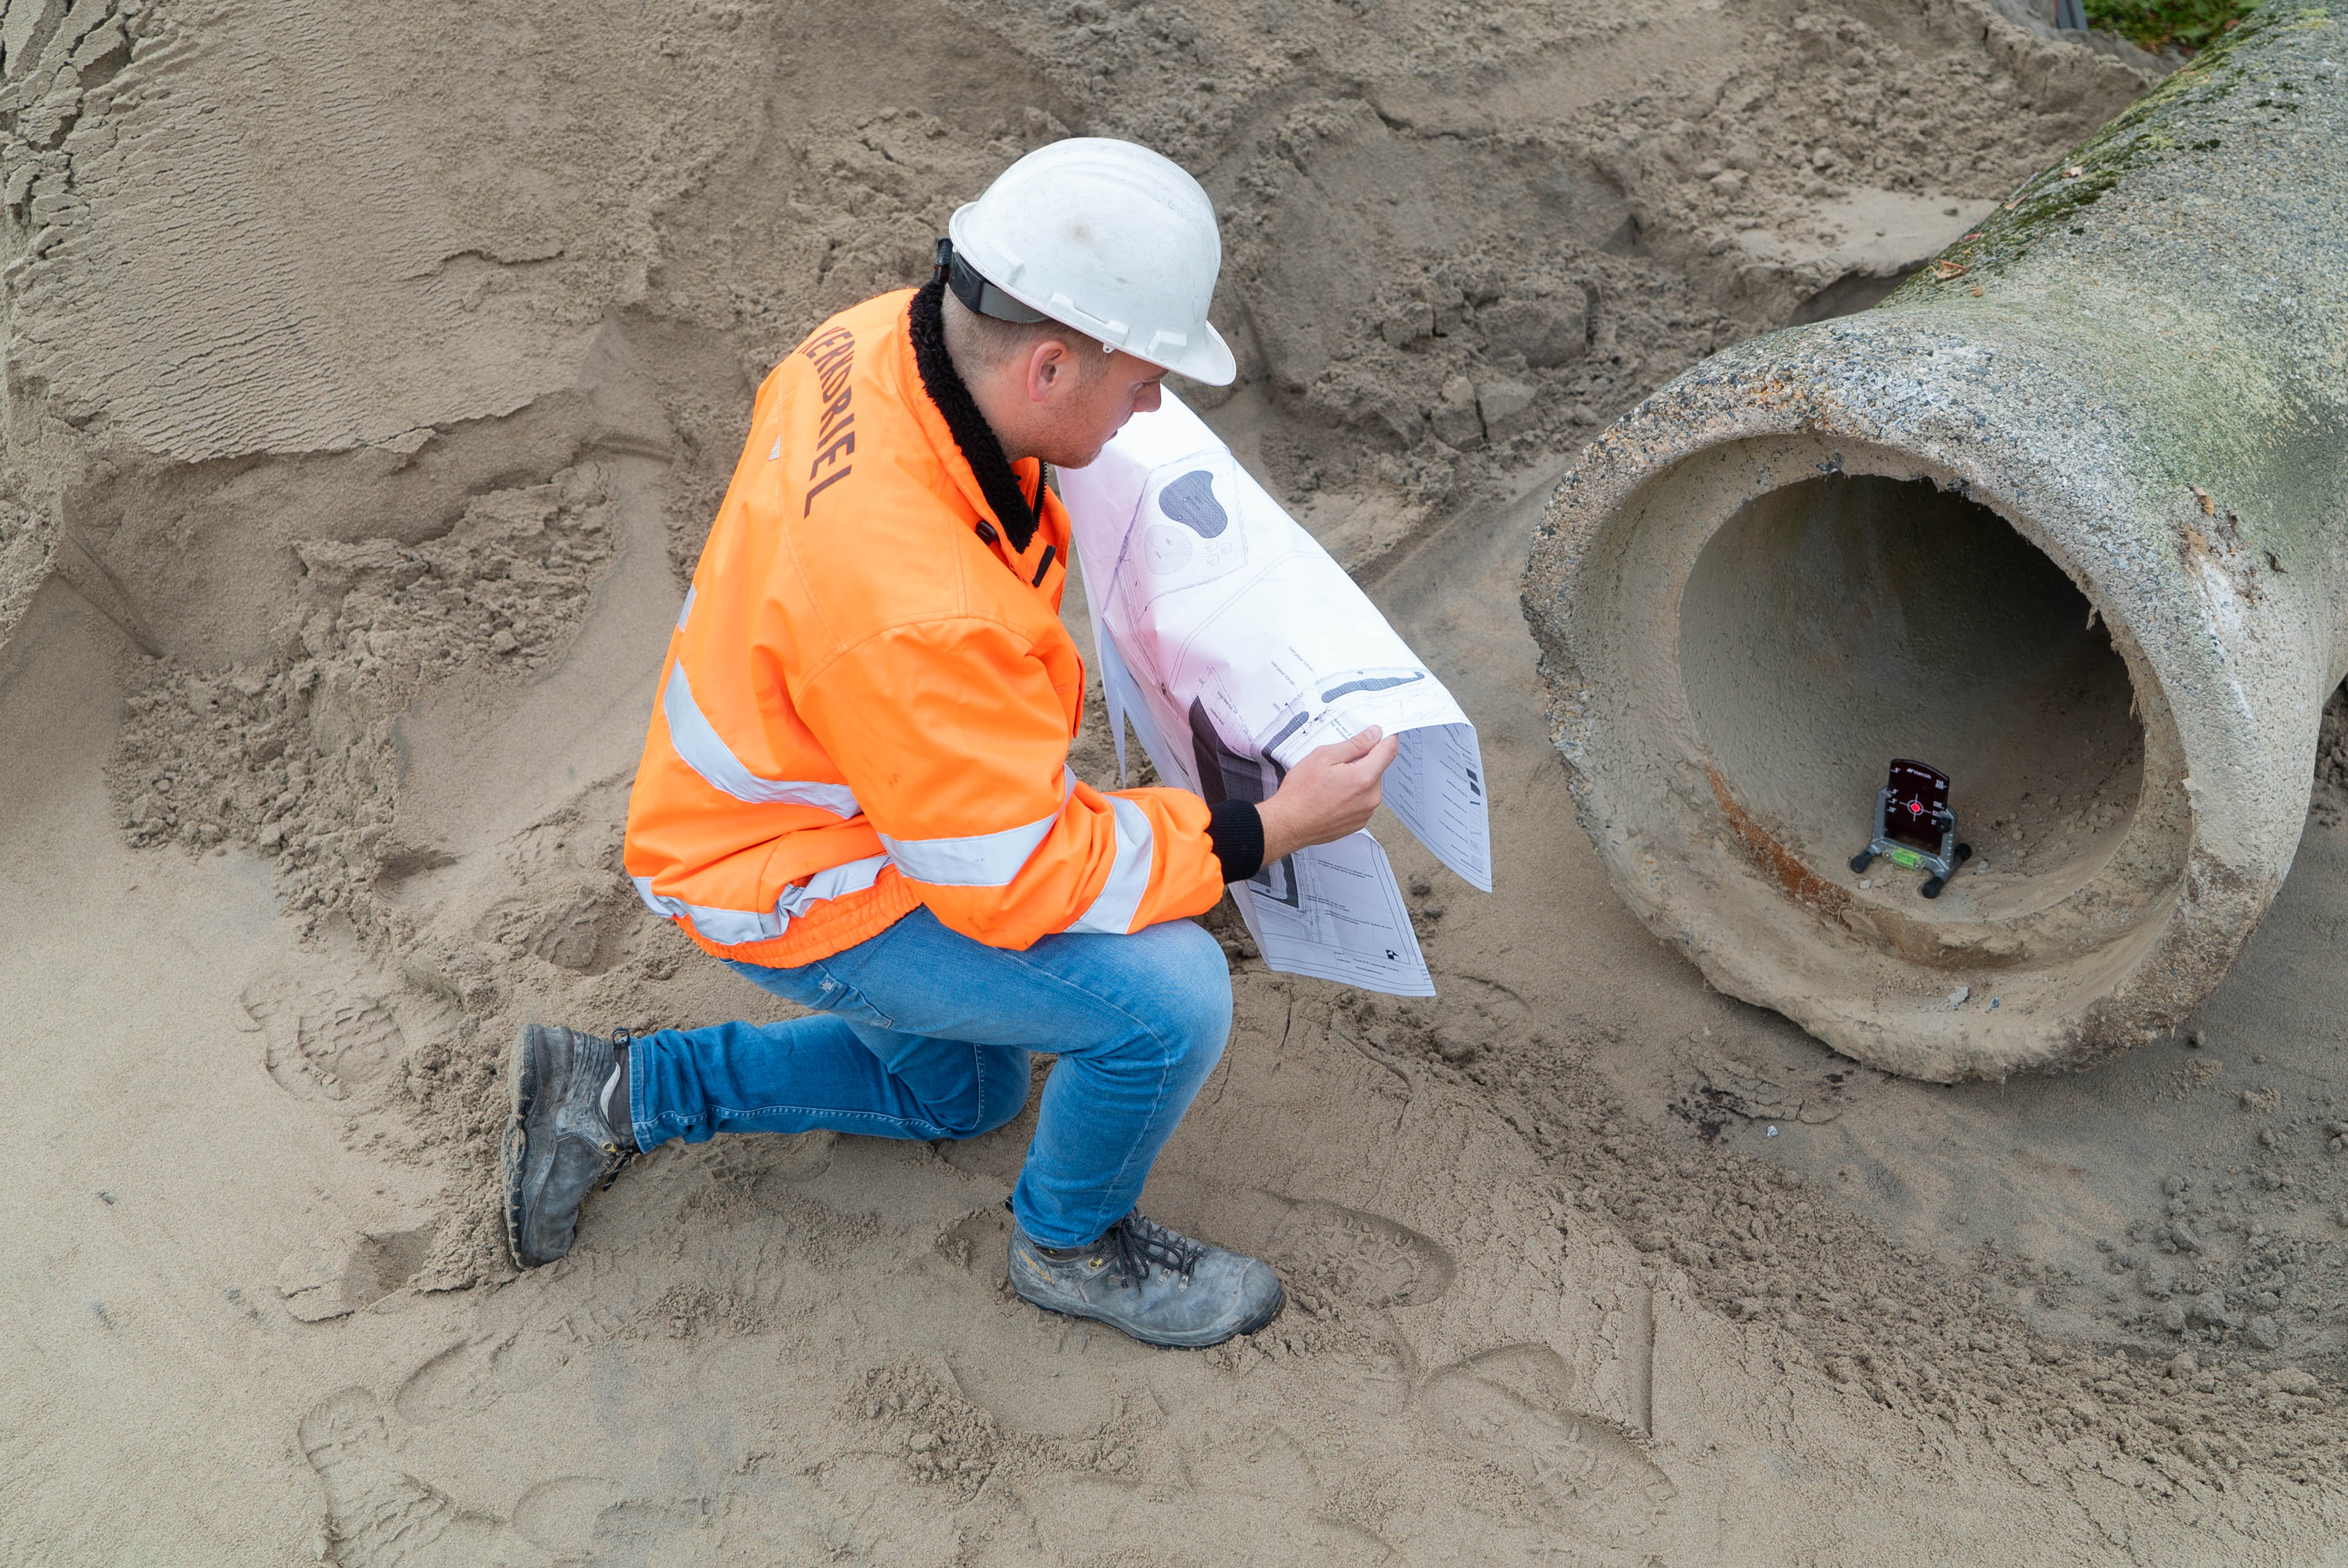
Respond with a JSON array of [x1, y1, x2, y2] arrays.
[[934, 236, 1051, 324]]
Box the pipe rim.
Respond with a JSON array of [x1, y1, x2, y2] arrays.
[[1528, 326, 2299, 1077]]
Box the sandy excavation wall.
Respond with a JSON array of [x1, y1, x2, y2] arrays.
[[2, 0, 2164, 619]]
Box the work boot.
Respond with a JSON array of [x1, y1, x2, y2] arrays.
[[1006, 1210, 1284, 1348], [502, 1024, 634, 1268]]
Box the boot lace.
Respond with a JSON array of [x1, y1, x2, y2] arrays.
[[1100, 1212, 1204, 1289]]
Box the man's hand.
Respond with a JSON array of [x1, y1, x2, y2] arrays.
[[1255, 726, 1401, 867]]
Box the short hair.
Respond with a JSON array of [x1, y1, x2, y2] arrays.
[[943, 290, 1109, 379]]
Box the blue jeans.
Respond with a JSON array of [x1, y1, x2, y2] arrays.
[[628, 906, 1233, 1248]]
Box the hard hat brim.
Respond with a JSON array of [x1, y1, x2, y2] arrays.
[[1154, 320, 1237, 388]]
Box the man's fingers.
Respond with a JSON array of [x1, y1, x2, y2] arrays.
[[1266, 725, 1405, 852], [1332, 732, 1401, 778]]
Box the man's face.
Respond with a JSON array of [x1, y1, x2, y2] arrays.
[[1024, 344, 1168, 469]]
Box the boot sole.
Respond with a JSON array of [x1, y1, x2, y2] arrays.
[[1017, 1281, 1286, 1349], [500, 1022, 550, 1270]]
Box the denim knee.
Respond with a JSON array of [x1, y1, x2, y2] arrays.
[[968, 1044, 1033, 1137], [1145, 919, 1235, 1071]]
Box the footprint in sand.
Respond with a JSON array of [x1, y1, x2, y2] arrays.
[[390, 1280, 648, 1426], [1417, 1343, 1676, 1528], [298, 1388, 551, 1567], [254, 993, 403, 1102], [243, 976, 456, 1104], [277, 1225, 436, 1322], [394, 1330, 570, 1425], [1259, 1197, 1458, 1308], [301, 1389, 638, 1566]]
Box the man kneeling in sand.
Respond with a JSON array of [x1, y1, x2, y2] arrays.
[[500, 138, 1397, 1348]]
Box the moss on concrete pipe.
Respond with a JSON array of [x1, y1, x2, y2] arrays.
[[1520, 2, 2347, 1080]]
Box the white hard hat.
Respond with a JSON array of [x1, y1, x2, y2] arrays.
[[946, 138, 1237, 386]]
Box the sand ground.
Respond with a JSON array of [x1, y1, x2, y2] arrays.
[[7, 1, 2348, 1563]]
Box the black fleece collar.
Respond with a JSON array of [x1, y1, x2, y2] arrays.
[[908, 279, 1039, 556]]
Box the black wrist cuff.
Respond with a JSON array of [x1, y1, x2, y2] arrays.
[[1206, 798, 1265, 884]]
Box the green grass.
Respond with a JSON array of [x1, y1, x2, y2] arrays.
[[2085, 0, 2253, 52]]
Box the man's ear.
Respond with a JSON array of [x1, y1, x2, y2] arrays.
[[1025, 339, 1073, 404]]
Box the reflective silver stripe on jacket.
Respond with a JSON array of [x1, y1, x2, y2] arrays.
[[676, 585, 696, 631], [663, 663, 861, 816], [632, 854, 891, 947], [1065, 794, 1155, 935], [878, 769, 1074, 888]]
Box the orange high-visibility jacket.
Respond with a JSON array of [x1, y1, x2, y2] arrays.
[[622, 285, 1234, 968]]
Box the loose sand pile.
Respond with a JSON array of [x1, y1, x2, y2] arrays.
[[10, 0, 2348, 1562]]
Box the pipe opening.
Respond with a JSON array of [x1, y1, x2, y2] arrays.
[[1679, 473, 2144, 913]]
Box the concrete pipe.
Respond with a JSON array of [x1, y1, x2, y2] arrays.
[[1520, 2, 2347, 1080]]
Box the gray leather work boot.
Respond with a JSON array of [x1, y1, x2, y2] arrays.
[[502, 1024, 633, 1268], [1007, 1211, 1284, 1348]]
